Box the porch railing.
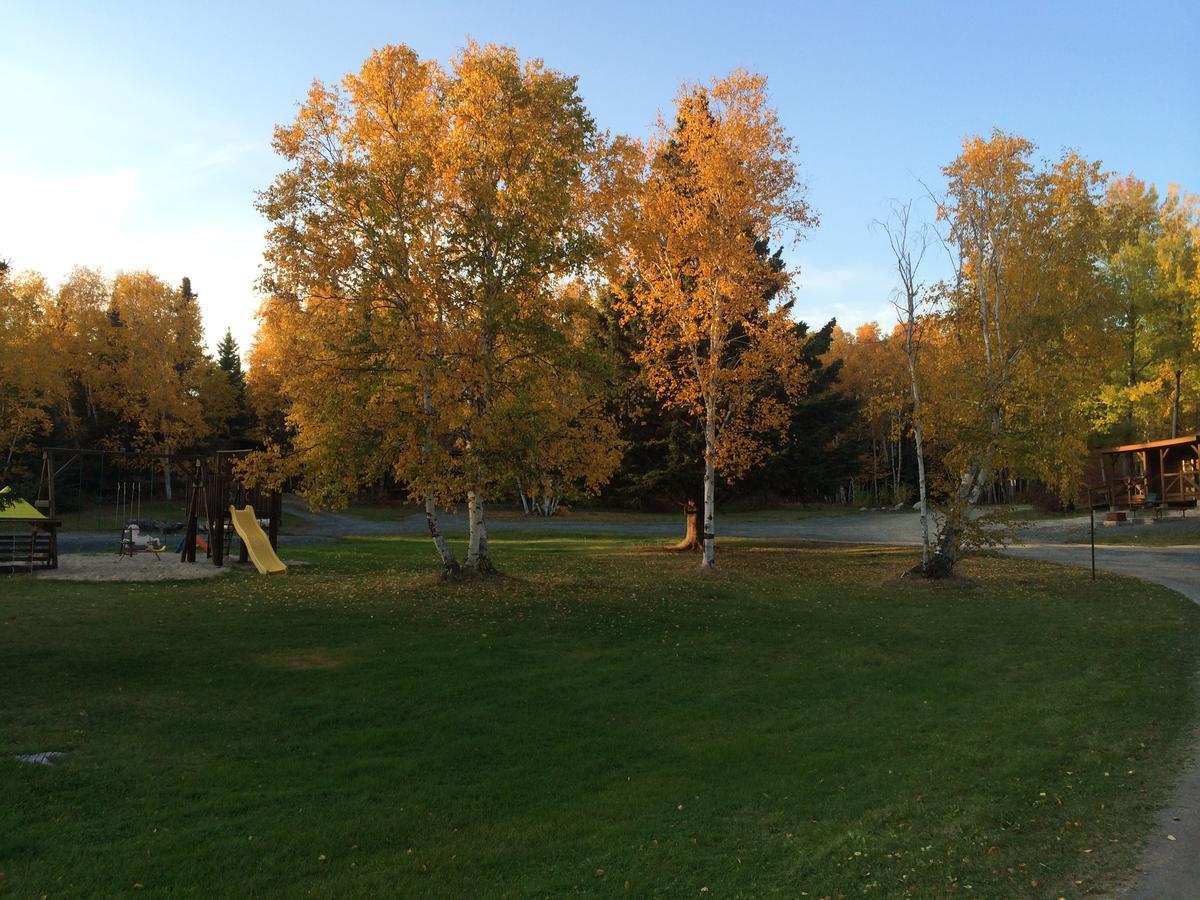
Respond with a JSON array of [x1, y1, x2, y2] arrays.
[[1089, 470, 1199, 509]]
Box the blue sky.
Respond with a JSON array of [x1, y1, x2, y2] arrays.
[[2, 0, 1197, 352]]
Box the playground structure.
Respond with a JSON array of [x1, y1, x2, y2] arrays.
[[0, 486, 60, 572], [22, 448, 285, 572], [176, 451, 284, 568]]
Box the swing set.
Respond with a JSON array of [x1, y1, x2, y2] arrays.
[[29, 448, 285, 570]]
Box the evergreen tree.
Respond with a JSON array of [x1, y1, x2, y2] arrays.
[[214, 327, 252, 445], [738, 319, 863, 502], [597, 286, 705, 544], [217, 328, 246, 394]]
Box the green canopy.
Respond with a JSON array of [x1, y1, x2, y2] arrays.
[[0, 486, 46, 520]]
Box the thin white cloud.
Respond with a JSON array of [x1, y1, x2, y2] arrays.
[[797, 265, 877, 293], [790, 261, 895, 330]]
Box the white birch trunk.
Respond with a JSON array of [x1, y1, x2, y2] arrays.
[[420, 386, 460, 574], [477, 497, 490, 562], [931, 453, 993, 574], [424, 494, 459, 575], [466, 491, 494, 575], [702, 400, 716, 569], [467, 490, 482, 566], [162, 456, 173, 500], [908, 353, 930, 568]]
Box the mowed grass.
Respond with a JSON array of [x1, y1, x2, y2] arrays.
[[1078, 516, 1200, 547], [2, 535, 1198, 898]]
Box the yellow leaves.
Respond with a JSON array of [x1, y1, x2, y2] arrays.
[[95, 272, 210, 455], [0, 268, 63, 454], [612, 71, 813, 480], [922, 131, 1111, 497], [822, 322, 911, 467], [1091, 178, 1200, 440], [4, 267, 210, 458], [233, 443, 299, 493], [257, 42, 617, 511]]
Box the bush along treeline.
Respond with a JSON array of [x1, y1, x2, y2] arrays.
[[3, 42, 1197, 576]]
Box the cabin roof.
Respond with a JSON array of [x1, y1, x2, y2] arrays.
[[1098, 434, 1200, 455]]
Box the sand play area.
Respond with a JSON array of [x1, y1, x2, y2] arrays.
[[36, 552, 239, 582]]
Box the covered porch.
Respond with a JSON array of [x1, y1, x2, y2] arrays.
[[1088, 434, 1200, 511]]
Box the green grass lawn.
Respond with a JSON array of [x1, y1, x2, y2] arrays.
[[2, 534, 1198, 897], [1074, 515, 1200, 547]]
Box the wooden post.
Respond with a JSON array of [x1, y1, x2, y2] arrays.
[[268, 490, 282, 551], [211, 465, 225, 568], [1160, 446, 1168, 506], [46, 450, 56, 519], [237, 496, 250, 564], [182, 461, 200, 563], [1136, 450, 1145, 505], [1090, 506, 1096, 580], [234, 479, 250, 564], [1099, 454, 1112, 509]]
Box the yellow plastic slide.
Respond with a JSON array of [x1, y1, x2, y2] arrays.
[[229, 505, 287, 574]]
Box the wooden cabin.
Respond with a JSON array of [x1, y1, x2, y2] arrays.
[[1088, 434, 1200, 511]]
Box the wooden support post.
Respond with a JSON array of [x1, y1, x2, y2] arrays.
[[182, 462, 200, 563], [212, 468, 225, 568], [1098, 454, 1108, 509], [1160, 447, 1168, 506], [1090, 505, 1095, 580], [46, 450, 56, 518], [234, 480, 250, 564], [238, 502, 250, 564], [268, 490, 282, 550]]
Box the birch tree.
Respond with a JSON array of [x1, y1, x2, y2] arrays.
[[923, 131, 1107, 575], [876, 199, 933, 568], [256, 42, 614, 575], [435, 41, 600, 573], [255, 45, 478, 573], [615, 72, 815, 568]]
